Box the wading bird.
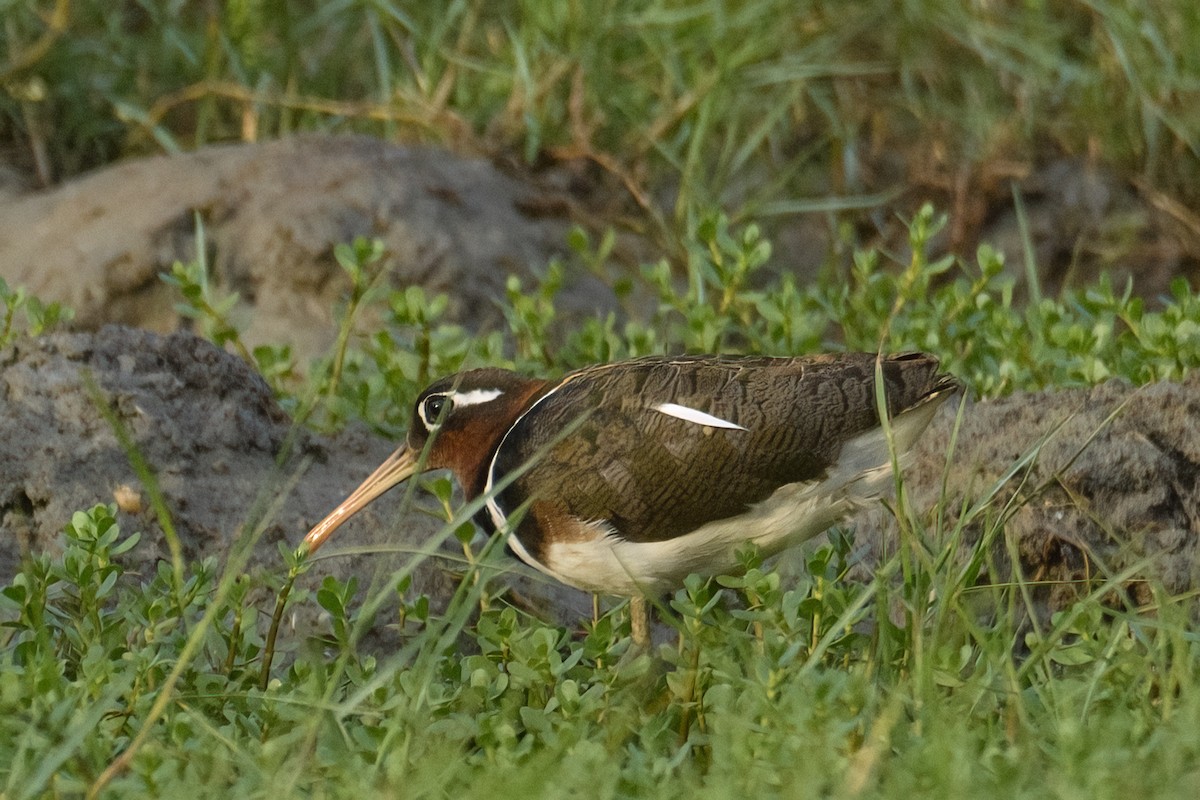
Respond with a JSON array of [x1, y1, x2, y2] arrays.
[[303, 353, 959, 643]]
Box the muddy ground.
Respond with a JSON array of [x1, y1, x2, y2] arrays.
[[1, 135, 1198, 639]]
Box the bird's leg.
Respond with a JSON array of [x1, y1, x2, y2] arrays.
[[630, 595, 650, 648]]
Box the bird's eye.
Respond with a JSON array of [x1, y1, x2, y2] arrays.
[[422, 394, 452, 426]]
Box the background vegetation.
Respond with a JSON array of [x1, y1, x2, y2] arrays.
[[2, 2, 1200, 798], [4, 1, 1199, 248]]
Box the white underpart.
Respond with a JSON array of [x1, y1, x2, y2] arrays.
[[653, 402, 747, 431], [542, 395, 947, 596], [548, 477, 865, 596]]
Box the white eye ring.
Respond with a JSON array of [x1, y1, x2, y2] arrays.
[[419, 393, 453, 429]]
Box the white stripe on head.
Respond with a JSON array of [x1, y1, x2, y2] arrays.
[[450, 388, 503, 407], [418, 387, 505, 429], [653, 402, 747, 431]]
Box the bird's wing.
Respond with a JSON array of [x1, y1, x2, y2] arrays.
[[491, 353, 952, 545]]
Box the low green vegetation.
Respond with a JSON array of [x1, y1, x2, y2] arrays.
[[0, 276, 72, 349], [277, 207, 1200, 437], [3, 210, 1200, 798]]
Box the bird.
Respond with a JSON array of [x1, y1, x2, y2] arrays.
[[302, 353, 959, 641]]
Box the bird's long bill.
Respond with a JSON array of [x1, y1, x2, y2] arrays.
[[302, 445, 420, 554]]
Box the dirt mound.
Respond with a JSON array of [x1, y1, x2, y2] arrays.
[[852, 374, 1200, 621], [0, 326, 589, 641], [1, 133, 1196, 645], [0, 135, 618, 363]]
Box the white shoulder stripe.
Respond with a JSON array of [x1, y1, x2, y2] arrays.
[[653, 402, 747, 431], [484, 380, 568, 575]]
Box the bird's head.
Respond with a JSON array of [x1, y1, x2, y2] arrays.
[[302, 368, 547, 553]]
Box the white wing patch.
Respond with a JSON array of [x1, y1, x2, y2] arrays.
[[653, 402, 747, 431]]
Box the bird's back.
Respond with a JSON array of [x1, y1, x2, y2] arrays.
[[489, 353, 957, 554]]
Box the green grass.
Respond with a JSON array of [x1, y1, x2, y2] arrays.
[[4, 1, 1199, 235], [3, 210, 1200, 797]]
